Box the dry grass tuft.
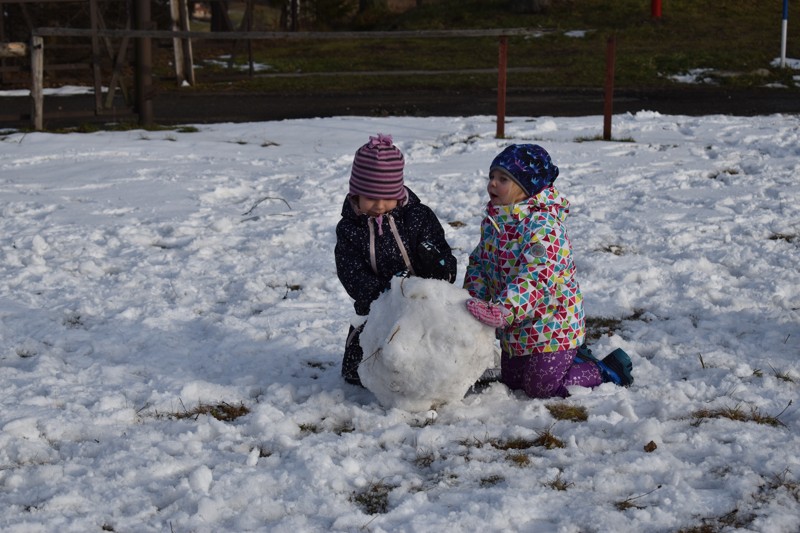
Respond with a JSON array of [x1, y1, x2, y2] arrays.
[[172, 401, 250, 422], [507, 453, 531, 467], [351, 481, 393, 515], [690, 403, 787, 428], [546, 402, 588, 422], [480, 474, 505, 487], [533, 428, 565, 450], [544, 472, 574, 491], [615, 485, 662, 511], [489, 436, 536, 450]]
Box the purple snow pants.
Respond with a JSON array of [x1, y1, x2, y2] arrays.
[[501, 348, 602, 398]]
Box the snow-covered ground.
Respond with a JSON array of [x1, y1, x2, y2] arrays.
[[1, 111, 798, 532]]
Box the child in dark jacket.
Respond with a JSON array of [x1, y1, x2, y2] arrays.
[[335, 134, 458, 386], [463, 144, 633, 398]]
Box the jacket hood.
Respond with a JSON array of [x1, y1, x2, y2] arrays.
[[485, 186, 569, 224]]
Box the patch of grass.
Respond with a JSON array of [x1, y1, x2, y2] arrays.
[[507, 453, 531, 467], [585, 316, 624, 341], [533, 427, 565, 450], [575, 134, 636, 143], [544, 471, 574, 491], [351, 481, 393, 515], [489, 436, 536, 451], [488, 436, 537, 466], [615, 485, 662, 511], [173, 401, 250, 422], [677, 509, 755, 532], [769, 233, 796, 243], [458, 436, 487, 449], [680, 469, 799, 532], [480, 474, 505, 487], [546, 403, 588, 422], [769, 364, 796, 383], [708, 167, 740, 179], [597, 244, 626, 256], [585, 308, 646, 341], [414, 451, 436, 469], [150, 0, 800, 95], [491, 430, 564, 451], [46, 122, 200, 134], [763, 468, 800, 503], [62, 312, 84, 329], [257, 446, 272, 458], [690, 403, 787, 428]]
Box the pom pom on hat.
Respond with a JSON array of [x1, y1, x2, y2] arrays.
[[349, 133, 406, 200], [490, 144, 559, 197]]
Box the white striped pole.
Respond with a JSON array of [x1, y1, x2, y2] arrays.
[[781, 0, 789, 68]]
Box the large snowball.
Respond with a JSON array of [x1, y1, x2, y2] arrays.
[[358, 277, 497, 411]]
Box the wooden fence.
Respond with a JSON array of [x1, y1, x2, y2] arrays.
[[27, 27, 538, 133], [1, 0, 135, 125]]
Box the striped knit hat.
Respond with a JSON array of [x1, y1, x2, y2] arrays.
[[349, 133, 406, 200]]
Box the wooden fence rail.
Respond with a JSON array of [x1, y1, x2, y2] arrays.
[[28, 26, 543, 132], [32, 27, 543, 39]]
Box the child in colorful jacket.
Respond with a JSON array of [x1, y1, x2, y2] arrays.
[[463, 144, 633, 398], [335, 134, 458, 386]]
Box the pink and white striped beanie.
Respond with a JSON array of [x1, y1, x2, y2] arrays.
[[349, 133, 406, 200]]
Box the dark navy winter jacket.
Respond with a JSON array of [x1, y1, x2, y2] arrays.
[[335, 187, 457, 316]]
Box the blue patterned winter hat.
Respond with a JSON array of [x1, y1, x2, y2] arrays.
[[489, 144, 559, 197]]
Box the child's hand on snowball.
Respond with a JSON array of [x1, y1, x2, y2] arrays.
[[466, 298, 508, 328]]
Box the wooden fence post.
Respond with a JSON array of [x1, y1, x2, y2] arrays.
[[603, 34, 616, 141], [496, 35, 508, 139], [30, 36, 44, 131], [135, 0, 154, 126], [89, 0, 104, 112], [170, 0, 195, 85]]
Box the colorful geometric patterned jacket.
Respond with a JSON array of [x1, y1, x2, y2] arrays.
[[463, 186, 585, 356]]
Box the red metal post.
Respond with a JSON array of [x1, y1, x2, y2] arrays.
[[496, 36, 508, 139], [603, 35, 616, 141], [652, 0, 662, 19]]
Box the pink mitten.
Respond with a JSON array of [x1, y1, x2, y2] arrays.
[[466, 298, 507, 328]]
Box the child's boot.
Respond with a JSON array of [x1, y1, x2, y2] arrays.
[[575, 344, 633, 387], [342, 325, 365, 387], [574, 343, 600, 364], [468, 367, 502, 394], [598, 348, 634, 387]]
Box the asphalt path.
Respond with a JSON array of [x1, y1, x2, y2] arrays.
[[2, 86, 799, 129]]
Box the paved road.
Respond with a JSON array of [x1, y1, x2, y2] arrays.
[[2, 86, 799, 129]]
